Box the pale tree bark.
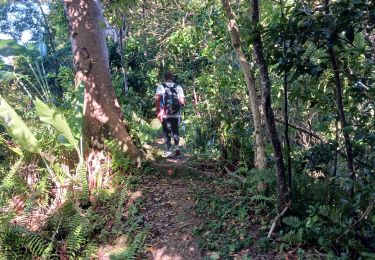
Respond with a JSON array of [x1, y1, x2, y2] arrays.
[[64, 0, 142, 165], [250, 0, 288, 210], [221, 0, 266, 169]]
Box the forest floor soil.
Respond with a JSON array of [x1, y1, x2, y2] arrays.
[[135, 134, 280, 260], [140, 137, 204, 259]]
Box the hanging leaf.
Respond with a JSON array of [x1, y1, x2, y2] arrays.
[[0, 39, 29, 57], [35, 98, 78, 149], [0, 70, 24, 82], [0, 95, 41, 153], [70, 81, 84, 138]]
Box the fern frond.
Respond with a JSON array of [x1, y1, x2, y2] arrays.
[[250, 194, 276, 202], [66, 223, 85, 254], [282, 216, 304, 228], [2, 156, 24, 190], [66, 210, 90, 257], [246, 168, 276, 185], [76, 162, 89, 203], [110, 231, 146, 260], [281, 228, 304, 246], [1, 225, 51, 258]]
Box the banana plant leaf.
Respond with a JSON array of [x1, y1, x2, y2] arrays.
[[0, 95, 41, 153], [0, 70, 24, 82], [70, 81, 84, 139], [35, 98, 78, 150], [0, 39, 29, 57]]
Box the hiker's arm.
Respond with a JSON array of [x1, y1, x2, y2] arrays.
[[155, 95, 161, 114], [179, 97, 185, 106]]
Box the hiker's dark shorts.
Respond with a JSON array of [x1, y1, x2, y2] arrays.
[[162, 117, 179, 148]]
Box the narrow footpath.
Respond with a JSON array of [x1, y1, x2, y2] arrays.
[[135, 137, 279, 260], [140, 138, 207, 259]]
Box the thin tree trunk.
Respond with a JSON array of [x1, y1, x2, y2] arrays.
[[37, 0, 56, 54], [221, 0, 266, 169], [192, 83, 200, 116], [327, 44, 355, 195], [332, 120, 338, 176], [37, 0, 65, 100], [324, 0, 355, 197], [142, 0, 148, 57], [64, 0, 142, 165], [281, 2, 292, 193], [283, 65, 292, 193], [118, 14, 129, 96], [250, 0, 288, 210]]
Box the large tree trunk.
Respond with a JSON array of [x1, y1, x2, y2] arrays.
[[64, 0, 142, 165], [250, 0, 288, 210], [221, 0, 266, 169]]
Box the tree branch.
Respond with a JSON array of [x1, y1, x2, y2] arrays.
[[267, 202, 291, 238]]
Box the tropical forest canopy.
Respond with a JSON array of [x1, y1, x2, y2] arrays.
[[0, 0, 374, 259]]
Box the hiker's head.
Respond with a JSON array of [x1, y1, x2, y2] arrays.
[[163, 71, 174, 82]]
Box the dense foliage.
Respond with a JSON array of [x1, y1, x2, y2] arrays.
[[0, 0, 374, 258]]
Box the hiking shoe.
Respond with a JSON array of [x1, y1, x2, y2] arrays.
[[164, 150, 173, 158]]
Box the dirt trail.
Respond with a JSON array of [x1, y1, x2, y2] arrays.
[[137, 137, 279, 260], [140, 138, 207, 259]]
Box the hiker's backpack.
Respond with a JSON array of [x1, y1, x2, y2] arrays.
[[162, 83, 181, 115]]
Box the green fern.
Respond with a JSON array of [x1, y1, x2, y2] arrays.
[[45, 202, 91, 258], [106, 140, 131, 172], [281, 228, 304, 246], [282, 216, 304, 228], [114, 185, 128, 230], [35, 175, 51, 207], [109, 231, 146, 260], [76, 161, 89, 203], [81, 242, 98, 259], [250, 194, 276, 202], [1, 225, 50, 258], [1, 156, 24, 191], [66, 222, 85, 255], [246, 168, 276, 186]]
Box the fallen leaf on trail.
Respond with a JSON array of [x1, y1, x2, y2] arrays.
[[168, 169, 173, 175]]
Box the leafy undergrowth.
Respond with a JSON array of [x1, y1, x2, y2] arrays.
[[192, 168, 280, 259], [0, 140, 147, 259], [95, 181, 147, 259], [0, 175, 146, 259], [191, 160, 375, 259]]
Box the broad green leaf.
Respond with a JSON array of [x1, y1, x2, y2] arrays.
[[0, 70, 24, 82], [35, 98, 78, 149], [0, 95, 41, 153], [70, 81, 84, 138], [0, 39, 29, 57]]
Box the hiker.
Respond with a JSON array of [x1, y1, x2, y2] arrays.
[[155, 71, 185, 157]]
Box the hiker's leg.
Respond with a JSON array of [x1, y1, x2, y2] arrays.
[[171, 117, 180, 146], [162, 119, 172, 149]]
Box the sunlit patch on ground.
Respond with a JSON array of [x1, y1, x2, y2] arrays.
[[97, 235, 128, 259], [149, 246, 184, 260]]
